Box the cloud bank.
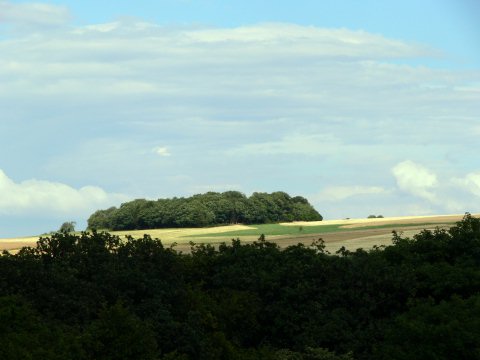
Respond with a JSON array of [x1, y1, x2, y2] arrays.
[[312, 160, 480, 220], [0, 169, 128, 216], [316, 186, 389, 202]]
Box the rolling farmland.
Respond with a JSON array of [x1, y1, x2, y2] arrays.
[[0, 213, 471, 254]]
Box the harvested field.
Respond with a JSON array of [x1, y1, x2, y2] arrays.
[[0, 237, 40, 254], [281, 214, 470, 228], [112, 224, 254, 239], [0, 214, 475, 254]]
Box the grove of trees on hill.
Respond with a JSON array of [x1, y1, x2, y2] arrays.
[[87, 191, 323, 230], [1, 214, 480, 359]]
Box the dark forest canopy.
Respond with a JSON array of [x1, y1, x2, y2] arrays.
[[87, 191, 323, 231], [1, 214, 480, 359]]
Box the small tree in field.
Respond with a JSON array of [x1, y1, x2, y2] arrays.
[[59, 221, 76, 233]]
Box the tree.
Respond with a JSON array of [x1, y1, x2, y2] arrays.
[[87, 207, 117, 230], [83, 302, 158, 360], [0, 295, 79, 360], [59, 221, 76, 233], [276, 347, 353, 360], [374, 296, 480, 359], [87, 191, 322, 231]]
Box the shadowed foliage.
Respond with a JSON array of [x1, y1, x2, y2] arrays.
[[1, 214, 479, 359], [87, 191, 322, 230]]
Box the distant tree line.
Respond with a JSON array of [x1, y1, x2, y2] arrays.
[[1, 214, 480, 359], [87, 191, 323, 231]]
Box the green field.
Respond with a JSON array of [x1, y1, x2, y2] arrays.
[[188, 223, 344, 238], [186, 222, 445, 239]]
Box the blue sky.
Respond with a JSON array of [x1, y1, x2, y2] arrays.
[[0, 0, 479, 236]]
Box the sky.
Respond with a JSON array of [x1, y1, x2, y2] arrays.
[[0, 0, 479, 237]]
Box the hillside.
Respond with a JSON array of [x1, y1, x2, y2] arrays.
[[1, 213, 473, 254]]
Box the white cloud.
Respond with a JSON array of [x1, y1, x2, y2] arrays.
[[185, 23, 433, 59], [153, 146, 171, 157], [0, 0, 70, 29], [0, 21, 445, 98], [228, 133, 341, 156], [312, 165, 480, 220], [0, 21, 476, 144], [0, 169, 128, 216], [392, 160, 438, 201], [316, 186, 389, 202], [453, 172, 480, 197]]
